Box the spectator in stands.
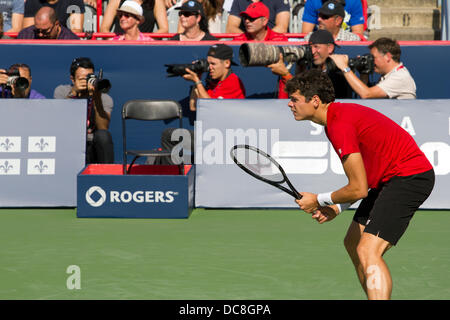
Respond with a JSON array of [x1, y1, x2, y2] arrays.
[[0, 14, 4, 38], [101, 0, 168, 34], [54, 57, 114, 164], [226, 0, 290, 34], [233, 2, 288, 41], [0, 63, 45, 99], [0, 0, 24, 33], [171, 0, 225, 34], [17, 7, 80, 39], [23, 0, 85, 33], [302, 0, 364, 37], [170, 0, 217, 40], [269, 29, 353, 99], [111, 1, 154, 40], [159, 44, 246, 165], [330, 37, 417, 99], [303, 0, 363, 42]]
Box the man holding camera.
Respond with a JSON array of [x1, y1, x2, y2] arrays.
[[53, 57, 114, 164], [0, 64, 45, 99], [270, 29, 353, 99], [160, 44, 246, 165], [330, 37, 416, 99]]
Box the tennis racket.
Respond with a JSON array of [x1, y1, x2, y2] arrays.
[[230, 144, 302, 200]]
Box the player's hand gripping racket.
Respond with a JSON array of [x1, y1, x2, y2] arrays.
[[230, 144, 302, 200]]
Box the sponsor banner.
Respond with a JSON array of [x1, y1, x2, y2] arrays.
[[195, 99, 450, 209], [77, 166, 195, 218], [0, 99, 85, 207]]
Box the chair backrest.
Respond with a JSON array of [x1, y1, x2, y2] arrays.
[[122, 100, 182, 121]]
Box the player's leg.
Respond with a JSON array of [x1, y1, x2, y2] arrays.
[[343, 220, 367, 295], [356, 232, 393, 300]]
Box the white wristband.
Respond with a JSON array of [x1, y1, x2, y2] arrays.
[[336, 203, 352, 213], [317, 192, 334, 207]]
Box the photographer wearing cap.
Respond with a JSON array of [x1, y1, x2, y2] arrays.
[[303, 1, 363, 42], [330, 37, 416, 99], [271, 29, 353, 99], [0, 64, 45, 99], [183, 43, 246, 111], [53, 57, 114, 164], [233, 2, 288, 41], [159, 44, 246, 165]]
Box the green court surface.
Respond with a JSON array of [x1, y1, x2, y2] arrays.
[[0, 208, 449, 300]]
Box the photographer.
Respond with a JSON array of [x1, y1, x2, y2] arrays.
[[53, 57, 114, 164], [160, 44, 246, 165], [269, 29, 353, 99], [330, 37, 416, 99], [0, 64, 45, 99]]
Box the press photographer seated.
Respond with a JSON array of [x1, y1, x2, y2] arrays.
[[54, 57, 114, 164], [160, 44, 246, 165], [0, 64, 45, 99], [330, 37, 417, 99], [267, 29, 354, 99]]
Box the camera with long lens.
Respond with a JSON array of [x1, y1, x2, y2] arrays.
[[86, 69, 111, 93], [165, 59, 210, 77], [238, 43, 313, 67], [3, 69, 29, 91], [348, 53, 374, 74]]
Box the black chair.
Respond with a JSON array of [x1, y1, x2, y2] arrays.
[[122, 99, 183, 175]]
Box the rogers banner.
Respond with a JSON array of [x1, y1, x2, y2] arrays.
[[195, 99, 450, 209]]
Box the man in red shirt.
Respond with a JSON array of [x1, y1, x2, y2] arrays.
[[232, 2, 288, 41], [182, 44, 246, 111], [285, 69, 434, 300], [160, 44, 246, 165]]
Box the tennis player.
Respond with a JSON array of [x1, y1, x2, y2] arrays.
[[285, 69, 435, 300]]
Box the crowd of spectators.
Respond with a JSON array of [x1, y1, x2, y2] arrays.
[[1, 0, 369, 40]]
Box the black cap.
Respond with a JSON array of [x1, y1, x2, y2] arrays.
[[207, 44, 238, 65], [175, 0, 205, 16], [318, 0, 345, 18], [309, 29, 339, 47]]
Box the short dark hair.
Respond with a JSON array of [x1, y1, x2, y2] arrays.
[[368, 37, 401, 62], [9, 63, 31, 76], [70, 57, 95, 77], [285, 69, 335, 103]]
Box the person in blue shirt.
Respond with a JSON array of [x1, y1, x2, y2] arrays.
[[0, 64, 46, 99], [301, 0, 364, 37]]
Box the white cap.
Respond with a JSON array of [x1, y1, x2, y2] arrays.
[[117, 0, 144, 22]]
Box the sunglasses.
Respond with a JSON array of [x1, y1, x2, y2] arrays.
[[242, 15, 263, 22], [117, 12, 139, 20], [178, 11, 199, 17], [318, 13, 335, 20], [34, 24, 55, 37]]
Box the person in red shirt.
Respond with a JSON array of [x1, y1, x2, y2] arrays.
[[159, 44, 246, 165], [232, 2, 288, 42], [285, 69, 434, 300], [182, 43, 246, 111]]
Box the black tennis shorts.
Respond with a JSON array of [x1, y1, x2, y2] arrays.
[[353, 169, 435, 246]]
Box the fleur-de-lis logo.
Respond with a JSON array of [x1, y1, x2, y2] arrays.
[[34, 160, 48, 173], [0, 160, 13, 173], [0, 138, 14, 151], [35, 138, 49, 151]]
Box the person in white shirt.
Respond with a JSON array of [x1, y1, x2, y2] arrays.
[[330, 37, 416, 99]]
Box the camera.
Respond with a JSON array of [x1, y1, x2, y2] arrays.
[[348, 53, 374, 74], [2, 69, 29, 91], [165, 59, 210, 77], [86, 69, 111, 93], [238, 43, 313, 67]]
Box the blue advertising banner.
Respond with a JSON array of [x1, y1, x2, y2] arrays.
[[0, 99, 86, 206], [77, 165, 195, 218]]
